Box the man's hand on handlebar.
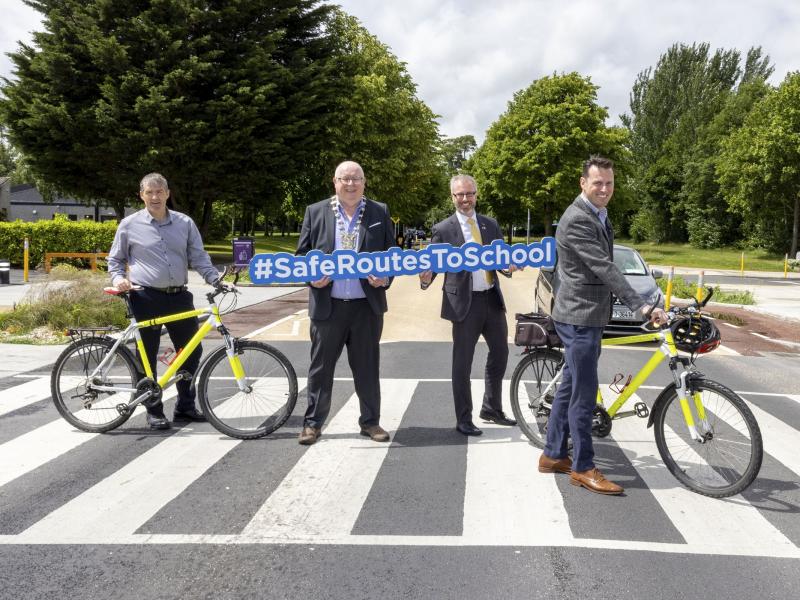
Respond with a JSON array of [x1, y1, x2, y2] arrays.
[[642, 304, 669, 326]]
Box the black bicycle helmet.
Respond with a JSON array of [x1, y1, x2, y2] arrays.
[[670, 316, 721, 354]]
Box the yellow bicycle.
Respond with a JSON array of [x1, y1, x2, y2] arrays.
[[50, 270, 297, 439], [510, 289, 763, 498]]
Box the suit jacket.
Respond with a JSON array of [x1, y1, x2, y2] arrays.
[[296, 197, 395, 320], [425, 212, 508, 323], [551, 196, 644, 327]]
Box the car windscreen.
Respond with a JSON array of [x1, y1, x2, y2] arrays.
[[614, 247, 648, 275]]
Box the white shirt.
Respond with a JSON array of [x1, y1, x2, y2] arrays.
[[455, 210, 493, 292]]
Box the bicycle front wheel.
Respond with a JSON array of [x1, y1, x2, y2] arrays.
[[197, 341, 298, 440], [510, 348, 563, 448], [50, 337, 139, 433], [653, 379, 763, 498]]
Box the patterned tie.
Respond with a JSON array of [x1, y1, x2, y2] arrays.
[[467, 217, 493, 285]]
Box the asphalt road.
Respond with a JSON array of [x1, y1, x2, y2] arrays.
[[1, 339, 799, 600]]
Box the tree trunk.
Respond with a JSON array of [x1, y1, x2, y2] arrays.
[[506, 223, 513, 244]]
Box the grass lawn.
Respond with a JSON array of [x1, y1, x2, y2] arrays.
[[613, 238, 791, 272], [206, 232, 299, 264]]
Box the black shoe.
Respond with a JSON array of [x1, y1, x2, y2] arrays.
[[479, 409, 517, 426], [147, 412, 171, 430], [456, 421, 483, 436], [173, 407, 207, 422]]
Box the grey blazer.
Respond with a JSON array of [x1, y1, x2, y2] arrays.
[[425, 213, 508, 323], [551, 197, 644, 327], [296, 197, 395, 320]]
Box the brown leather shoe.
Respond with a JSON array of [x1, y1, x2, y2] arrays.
[[538, 454, 572, 474], [360, 424, 390, 442], [570, 467, 624, 495], [298, 426, 321, 445]]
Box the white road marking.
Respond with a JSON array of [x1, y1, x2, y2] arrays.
[[0, 377, 53, 417]]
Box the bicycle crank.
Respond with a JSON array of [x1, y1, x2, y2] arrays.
[[591, 405, 612, 437]]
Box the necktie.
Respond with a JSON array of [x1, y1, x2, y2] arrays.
[[467, 217, 493, 285]]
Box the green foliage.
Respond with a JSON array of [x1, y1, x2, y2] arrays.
[[0, 216, 117, 267], [0, 266, 128, 341], [717, 71, 800, 256], [469, 72, 628, 236], [622, 43, 773, 245], [657, 275, 754, 305], [439, 135, 477, 175], [0, 0, 338, 229], [295, 10, 444, 222]]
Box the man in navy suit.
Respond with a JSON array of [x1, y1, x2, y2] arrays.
[[295, 161, 395, 445], [420, 174, 518, 436], [539, 156, 667, 494]]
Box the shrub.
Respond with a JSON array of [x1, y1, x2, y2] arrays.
[[0, 268, 128, 342], [0, 216, 118, 267], [657, 275, 754, 305]]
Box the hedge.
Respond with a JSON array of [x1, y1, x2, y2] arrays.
[[0, 216, 118, 267]]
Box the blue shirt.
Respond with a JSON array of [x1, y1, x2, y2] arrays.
[[108, 208, 218, 288], [331, 198, 367, 300], [580, 193, 607, 228]]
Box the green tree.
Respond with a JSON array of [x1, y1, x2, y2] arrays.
[[1, 0, 337, 230], [717, 72, 800, 256], [622, 43, 772, 243], [295, 10, 444, 223], [470, 72, 627, 238], [439, 135, 477, 175]]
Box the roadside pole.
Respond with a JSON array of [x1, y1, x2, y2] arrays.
[[23, 237, 29, 283], [664, 267, 674, 311], [696, 271, 705, 302]]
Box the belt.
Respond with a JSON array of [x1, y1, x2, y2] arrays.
[[145, 285, 187, 294], [472, 289, 491, 295], [331, 297, 367, 302]]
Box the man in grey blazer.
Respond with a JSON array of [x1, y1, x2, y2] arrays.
[[539, 156, 667, 494], [295, 161, 395, 445], [420, 174, 518, 436]]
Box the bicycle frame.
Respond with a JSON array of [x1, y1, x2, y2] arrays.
[[87, 297, 249, 406], [538, 327, 710, 443]]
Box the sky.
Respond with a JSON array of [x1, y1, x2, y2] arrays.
[[2, 0, 800, 142]]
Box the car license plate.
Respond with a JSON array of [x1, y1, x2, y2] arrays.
[[612, 308, 636, 321]]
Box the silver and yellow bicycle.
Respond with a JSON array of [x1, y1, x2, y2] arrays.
[[50, 270, 297, 439], [510, 289, 763, 498]]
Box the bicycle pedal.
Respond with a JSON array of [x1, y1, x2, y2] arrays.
[[634, 402, 649, 418], [176, 370, 192, 381]]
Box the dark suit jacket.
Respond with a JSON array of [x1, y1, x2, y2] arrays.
[[296, 197, 395, 320], [425, 212, 508, 323], [551, 196, 644, 327]]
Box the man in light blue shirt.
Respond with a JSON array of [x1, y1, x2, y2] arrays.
[[108, 173, 219, 430]]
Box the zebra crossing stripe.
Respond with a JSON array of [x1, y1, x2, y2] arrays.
[[17, 419, 241, 544], [462, 381, 573, 545], [0, 389, 176, 489], [605, 386, 800, 558], [241, 378, 418, 543], [0, 377, 53, 417], [739, 396, 800, 478]]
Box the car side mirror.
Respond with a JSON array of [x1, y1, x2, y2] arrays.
[[651, 269, 663, 279]]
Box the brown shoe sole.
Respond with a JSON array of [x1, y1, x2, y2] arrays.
[[569, 477, 624, 495], [538, 464, 571, 474], [360, 430, 390, 442]]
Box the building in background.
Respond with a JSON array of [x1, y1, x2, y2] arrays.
[[0, 183, 135, 222]]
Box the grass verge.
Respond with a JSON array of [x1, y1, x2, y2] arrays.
[[658, 275, 755, 305], [0, 266, 128, 344]]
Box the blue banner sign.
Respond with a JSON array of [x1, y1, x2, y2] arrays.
[[249, 238, 556, 285]]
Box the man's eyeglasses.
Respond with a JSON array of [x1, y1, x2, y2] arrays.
[[452, 191, 477, 199], [336, 177, 364, 184]]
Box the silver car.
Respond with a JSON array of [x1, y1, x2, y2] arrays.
[[534, 244, 663, 335]]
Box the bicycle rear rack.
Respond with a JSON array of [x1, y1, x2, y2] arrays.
[[67, 326, 120, 343]]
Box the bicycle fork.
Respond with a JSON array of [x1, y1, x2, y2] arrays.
[[671, 368, 711, 443], [221, 332, 251, 393]]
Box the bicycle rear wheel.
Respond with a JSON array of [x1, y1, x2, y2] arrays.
[[509, 348, 563, 448], [197, 341, 297, 439], [652, 379, 763, 498], [50, 337, 139, 433]]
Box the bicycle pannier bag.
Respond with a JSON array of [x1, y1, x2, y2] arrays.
[[514, 312, 561, 347]]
